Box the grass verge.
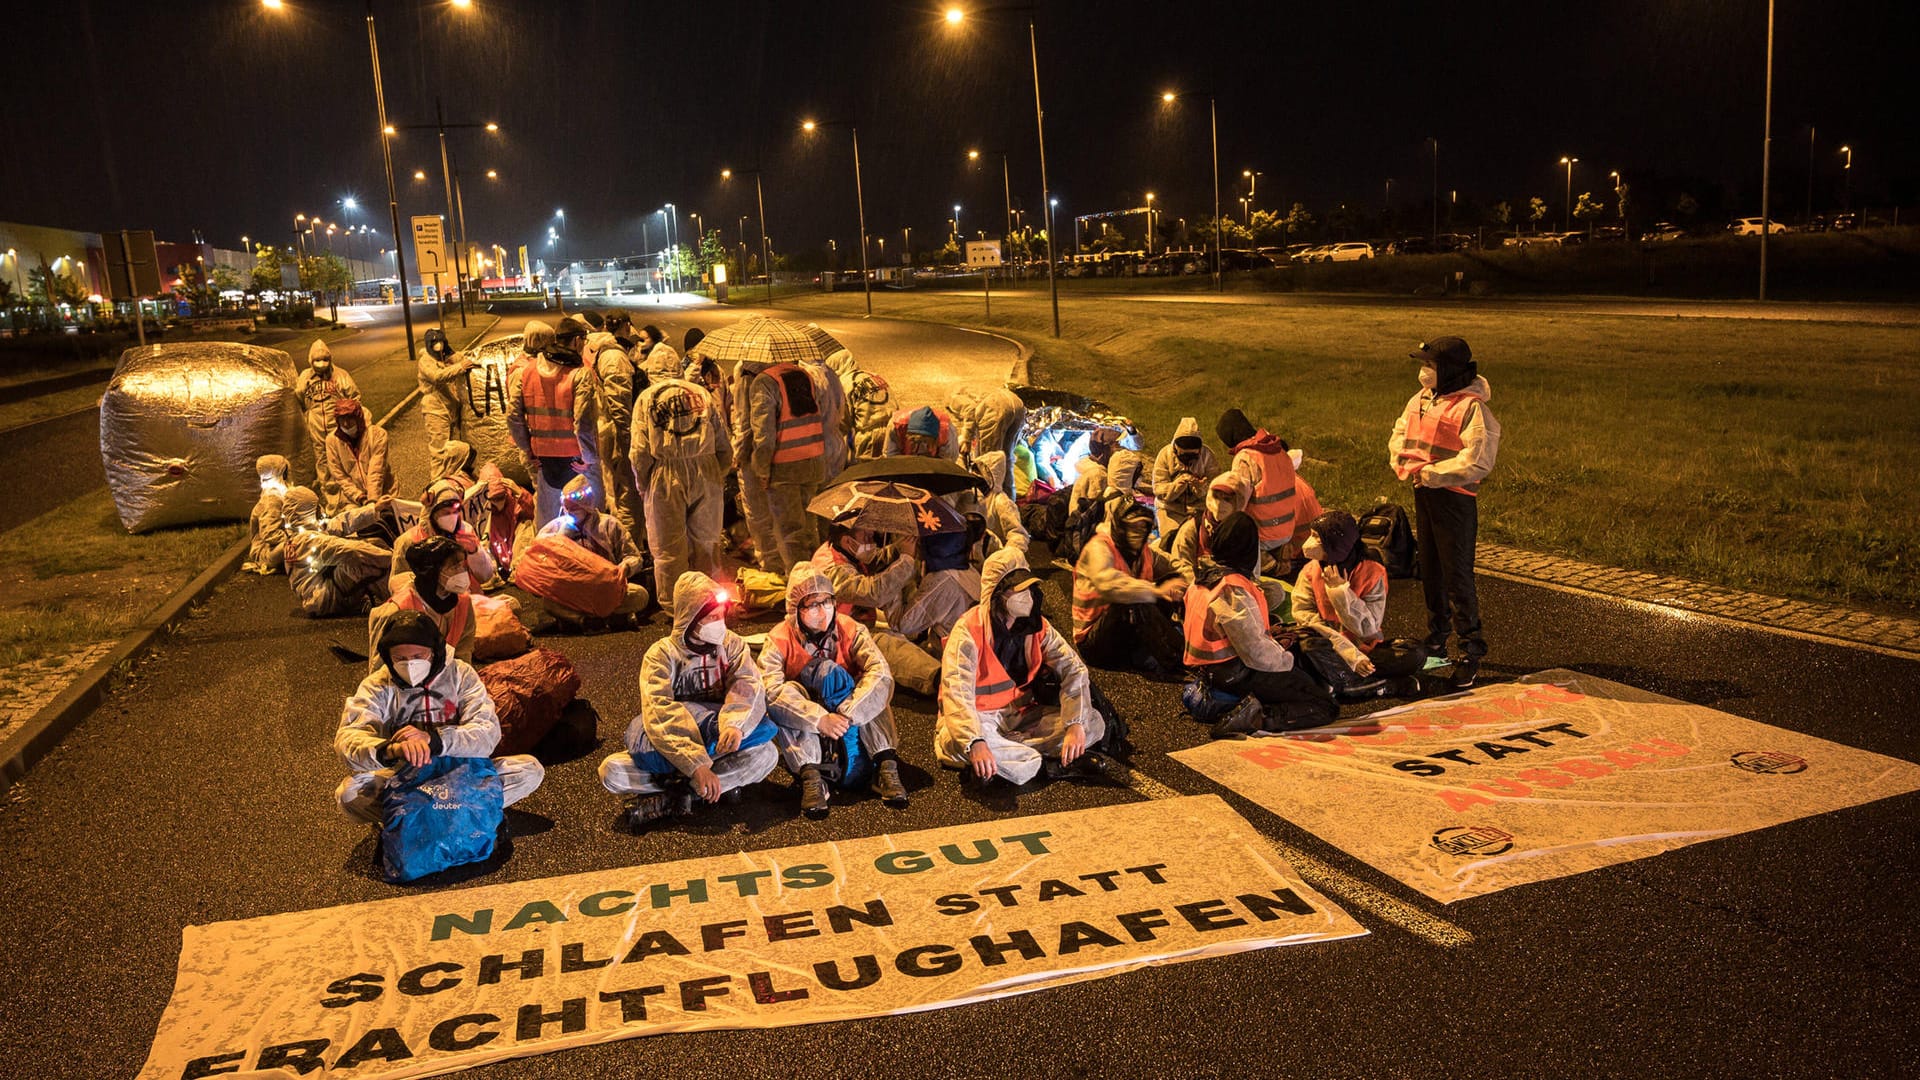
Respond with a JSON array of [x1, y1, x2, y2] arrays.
[[779, 291, 1920, 615]]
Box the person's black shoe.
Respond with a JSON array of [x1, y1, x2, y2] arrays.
[[1337, 677, 1394, 701], [625, 793, 675, 831], [1391, 674, 1427, 698], [1209, 696, 1266, 740], [1450, 656, 1481, 689], [719, 787, 744, 805], [871, 759, 910, 808], [1423, 634, 1450, 655], [797, 765, 831, 819], [1073, 750, 1132, 785]]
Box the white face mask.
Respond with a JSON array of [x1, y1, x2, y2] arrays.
[[442, 570, 470, 595], [800, 601, 835, 632], [1418, 365, 1438, 390], [1003, 588, 1035, 619], [396, 658, 433, 687], [851, 540, 877, 562], [435, 512, 461, 533], [1302, 537, 1326, 563], [695, 618, 728, 645]]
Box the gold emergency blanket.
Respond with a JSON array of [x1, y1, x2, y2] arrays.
[[137, 795, 1362, 1079], [1171, 669, 1920, 903]]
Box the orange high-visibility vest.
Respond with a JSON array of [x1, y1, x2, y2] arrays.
[[961, 604, 1045, 711], [393, 588, 472, 652], [888, 407, 952, 456], [1237, 441, 1299, 544], [1299, 559, 1388, 649], [768, 615, 858, 683], [1394, 391, 1482, 496], [1182, 572, 1266, 666], [760, 363, 825, 465], [522, 366, 579, 459], [1071, 531, 1151, 642]]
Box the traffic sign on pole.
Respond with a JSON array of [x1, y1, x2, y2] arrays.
[[411, 216, 449, 277]]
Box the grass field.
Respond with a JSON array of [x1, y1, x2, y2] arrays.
[[780, 291, 1920, 615]]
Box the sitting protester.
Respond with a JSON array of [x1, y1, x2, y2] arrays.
[[884, 404, 958, 461], [370, 535, 476, 672], [1170, 472, 1290, 614], [475, 463, 537, 580], [1071, 491, 1187, 673], [534, 475, 651, 624], [333, 611, 545, 824], [598, 573, 780, 830], [814, 519, 942, 696], [283, 486, 393, 617], [1218, 407, 1300, 561], [1291, 510, 1430, 699], [936, 549, 1127, 786], [896, 524, 982, 650], [1152, 417, 1215, 541], [1067, 427, 1120, 516], [326, 398, 392, 508], [762, 561, 910, 818], [243, 454, 292, 575], [1185, 512, 1338, 737], [390, 478, 496, 593]]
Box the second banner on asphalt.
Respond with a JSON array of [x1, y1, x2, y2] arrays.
[[1172, 669, 1920, 903], [137, 795, 1364, 1079]]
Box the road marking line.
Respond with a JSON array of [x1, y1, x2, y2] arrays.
[[1123, 766, 1475, 948]]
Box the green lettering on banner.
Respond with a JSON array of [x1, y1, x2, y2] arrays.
[[430, 909, 493, 941]]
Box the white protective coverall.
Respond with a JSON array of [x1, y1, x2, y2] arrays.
[[935, 548, 1101, 784], [587, 331, 646, 542], [597, 573, 780, 796], [730, 358, 783, 573], [283, 486, 393, 617], [748, 363, 830, 573], [630, 376, 731, 613], [812, 538, 942, 696], [946, 384, 1028, 491], [1169, 472, 1290, 614], [333, 646, 544, 823], [416, 339, 473, 453], [826, 349, 893, 463], [244, 454, 292, 574], [760, 560, 900, 774], [533, 476, 651, 619], [293, 341, 358, 489], [1151, 416, 1216, 540]]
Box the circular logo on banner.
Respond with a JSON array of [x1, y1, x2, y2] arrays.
[[1730, 750, 1809, 775], [1430, 825, 1515, 858]]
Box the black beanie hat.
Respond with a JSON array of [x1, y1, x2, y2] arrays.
[[1216, 408, 1257, 450], [1210, 511, 1261, 578], [1308, 510, 1360, 565], [376, 610, 447, 687]]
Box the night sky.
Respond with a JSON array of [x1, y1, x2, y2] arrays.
[[3, 0, 1911, 262]]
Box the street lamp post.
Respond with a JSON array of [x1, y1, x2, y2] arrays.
[[1806, 125, 1816, 224], [1161, 89, 1222, 289], [802, 119, 872, 316], [1430, 137, 1439, 242], [1560, 156, 1579, 232], [1759, 0, 1775, 300], [1145, 192, 1156, 251], [721, 168, 774, 305]]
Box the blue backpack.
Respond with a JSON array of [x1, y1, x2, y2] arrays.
[[379, 756, 505, 883]]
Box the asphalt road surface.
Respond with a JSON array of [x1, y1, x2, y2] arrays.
[[1, 297, 1914, 1079]]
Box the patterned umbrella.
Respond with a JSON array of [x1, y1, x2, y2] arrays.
[[807, 480, 967, 536], [684, 316, 842, 368]]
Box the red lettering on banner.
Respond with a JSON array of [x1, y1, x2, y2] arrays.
[[1554, 758, 1615, 779], [1514, 767, 1579, 789], [1468, 778, 1534, 799], [1298, 737, 1356, 757], [1640, 737, 1692, 757], [1438, 788, 1498, 812], [1348, 728, 1407, 747], [1601, 748, 1656, 770], [1238, 745, 1297, 770]]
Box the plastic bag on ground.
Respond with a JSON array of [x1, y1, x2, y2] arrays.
[[514, 535, 627, 617], [378, 756, 504, 883], [480, 647, 582, 756]]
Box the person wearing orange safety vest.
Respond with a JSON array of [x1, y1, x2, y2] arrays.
[[936, 548, 1127, 786], [507, 316, 600, 531], [760, 560, 908, 818], [747, 361, 830, 571], [1388, 336, 1501, 688], [884, 405, 959, 461], [1169, 471, 1290, 615], [1217, 407, 1302, 560], [1070, 490, 1187, 674], [1184, 511, 1336, 738], [1290, 509, 1431, 700]]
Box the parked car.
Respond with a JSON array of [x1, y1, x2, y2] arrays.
[[1640, 222, 1687, 243], [1284, 242, 1315, 261], [1326, 242, 1374, 262], [1728, 217, 1788, 236], [1389, 236, 1436, 256], [1218, 249, 1276, 271], [1291, 244, 1329, 263]]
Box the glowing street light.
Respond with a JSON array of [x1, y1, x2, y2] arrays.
[[485, 169, 497, 179], [1161, 88, 1223, 288], [1839, 145, 1853, 209], [801, 119, 873, 316]]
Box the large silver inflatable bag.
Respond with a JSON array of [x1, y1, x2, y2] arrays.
[[456, 333, 532, 487], [100, 341, 305, 533]]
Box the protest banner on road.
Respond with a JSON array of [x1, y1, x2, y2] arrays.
[[1172, 670, 1920, 903], [138, 795, 1363, 1079]]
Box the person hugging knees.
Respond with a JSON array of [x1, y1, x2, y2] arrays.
[[599, 573, 780, 831], [1292, 511, 1432, 700], [762, 560, 911, 819], [333, 611, 544, 827], [534, 475, 652, 627]]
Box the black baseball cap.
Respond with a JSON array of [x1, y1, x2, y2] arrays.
[[997, 568, 1043, 595], [1410, 336, 1471, 366]]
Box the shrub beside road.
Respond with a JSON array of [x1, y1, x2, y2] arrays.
[[781, 291, 1920, 615]]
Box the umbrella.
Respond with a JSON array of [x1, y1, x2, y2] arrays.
[[830, 454, 987, 496], [684, 316, 843, 369], [808, 480, 966, 536]]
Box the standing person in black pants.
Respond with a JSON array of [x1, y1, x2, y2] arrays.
[[1389, 336, 1503, 688]]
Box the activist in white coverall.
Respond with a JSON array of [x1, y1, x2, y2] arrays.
[[598, 573, 779, 827], [630, 375, 731, 614], [760, 560, 909, 818], [333, 611, 544, 823], [935, 548, 1108, 785]]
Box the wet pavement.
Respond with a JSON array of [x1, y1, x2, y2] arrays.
[[0, 300, 1914, 1079]]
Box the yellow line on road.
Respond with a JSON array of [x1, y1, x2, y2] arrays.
[[1123, 768, 1475, 949]]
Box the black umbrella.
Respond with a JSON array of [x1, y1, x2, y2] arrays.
[[830, 455, 987, 496]]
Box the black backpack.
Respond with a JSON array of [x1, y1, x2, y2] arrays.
[[1358, 499, 1419, 579]]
